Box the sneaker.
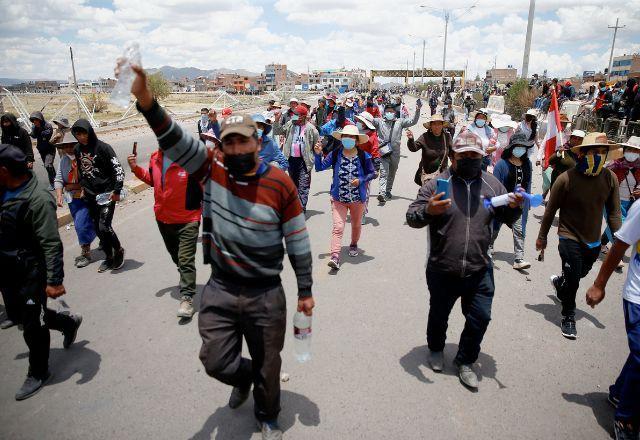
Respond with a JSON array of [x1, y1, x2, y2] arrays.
[[228, 384, 251, 409], [550, 275, 562, 301], [177, 296, 195, 319], [377, 194, 386, 205], [15, 372, 52, 401], [428, 350, 444, 372], [348, 245, 359, 257], [75, 255, 91, 268], [112, 248, 125, 270], [513, 259, 531, 270], [457, 363, 478, 389], [617, 261, 626, 270], [328, 256, 340, 270], [561, 316, 577, 339], [601, 244, 609, 254], [385, 192, 392, 201], [614, 420, 639, 440], [256, 420, 283, 440], [1, 318, 16, 329], [98, 259, 113, 273], [63, 314, 82, 349], [608, 387, 620, 408]]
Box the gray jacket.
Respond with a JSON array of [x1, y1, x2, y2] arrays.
[[272, 120, 319, 170], [406, 168, 521, 277], [371, 107, 420, 156]]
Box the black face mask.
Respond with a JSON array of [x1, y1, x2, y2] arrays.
[[455, 157, 483, 180], [225, 152, 256, 175]]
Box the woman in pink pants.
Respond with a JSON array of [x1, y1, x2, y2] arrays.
[[314, 125, 377, 270]]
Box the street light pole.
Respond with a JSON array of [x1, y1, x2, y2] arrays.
[[413, 51, 416, 86], [442, 11, 450, 86], [422, 39, 425, 84], [607, 17, 625, 81], [521, 0, 535, 79]]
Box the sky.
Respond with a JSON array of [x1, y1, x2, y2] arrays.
[[0, 0, 639, 81]]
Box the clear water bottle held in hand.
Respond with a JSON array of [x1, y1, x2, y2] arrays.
[[95, 192, 112, 205], [293, 311, 312, 363], [111, 42, 142, 108]]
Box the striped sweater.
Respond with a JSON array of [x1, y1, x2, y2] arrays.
[[139, 101, 313, 297]]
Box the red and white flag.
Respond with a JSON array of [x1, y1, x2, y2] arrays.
[[543, 88, 564, 168]]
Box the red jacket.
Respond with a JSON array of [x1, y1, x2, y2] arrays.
[[365, 105, 381, 118], [133, 149, 202, 224], [359, 129, 380, 159]]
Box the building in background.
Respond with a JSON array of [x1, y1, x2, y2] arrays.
[[610, 54, 640, 83], [265, 63, 287, 90]]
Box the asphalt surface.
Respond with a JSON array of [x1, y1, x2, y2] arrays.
[[0, 98, 629, 439]]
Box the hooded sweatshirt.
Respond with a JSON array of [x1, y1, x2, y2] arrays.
[[1, 114, 34, 163], [29, 111, 54, 156], [72, 119, 125, 197]]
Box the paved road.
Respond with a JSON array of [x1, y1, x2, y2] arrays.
[[0, 99, 629, 439]]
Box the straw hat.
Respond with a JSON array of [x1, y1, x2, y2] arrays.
[[422, 114, 450, 129], [570, 132, 622, 159], [355, 112, 375, 130], [332, 124, 369, 144]]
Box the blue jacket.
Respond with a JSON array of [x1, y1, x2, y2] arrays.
[[259, 125, 288, 170], [319, 118, 355, 137], [314, 148, 376, 202], [493, 158, 531, 235]]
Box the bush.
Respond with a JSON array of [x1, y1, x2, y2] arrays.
[[505, 79, 537, 120], [87, 93, 107, 113], [148, 72, 171, 101]]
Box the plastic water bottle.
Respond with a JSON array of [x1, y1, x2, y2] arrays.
[[96, 188, 127, 206], [110, 42, 141, 108], [293, 312, 312, 363], [63, 190, 73, 204]]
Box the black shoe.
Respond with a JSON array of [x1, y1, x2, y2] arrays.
[[550, 275, 562, 301], [377, 194, 386, 205], [63, 314, 82, 349], [112, 248, 125, 270], [561, 317, 577, 339], [98, 259, 113, 273], [614, 420, 639, 440], [228, 384, 251, 409], [75, 254, 91, 268], [256, 419, 283, 440], [15, 372, 52, 401], [1, 318, 16, 329]]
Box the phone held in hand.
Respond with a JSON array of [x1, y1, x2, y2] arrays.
[[416, 98, 422, 107], [132, 141, 137, 155], [436, 178, 450, 200]]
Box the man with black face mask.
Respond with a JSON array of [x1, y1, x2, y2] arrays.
[[406, 131, 523, 390], [123, 63, 314, 440]]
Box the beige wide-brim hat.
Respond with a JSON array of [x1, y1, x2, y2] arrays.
[[570, 132, 622, 160], [56, 131, 77, 146], [332, 124, 369, 144], [355, 112, 375, 130], [620, 136, 640, 151], [422, 114, 450, 129]]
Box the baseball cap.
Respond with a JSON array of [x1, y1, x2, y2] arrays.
[[221, 107, 233, 117], [0, 144, 28, 169], [289, 97, 299, 104], [219, 114, 257, 140], [452, 131, 485, 156], [294, 105, 308, 117]]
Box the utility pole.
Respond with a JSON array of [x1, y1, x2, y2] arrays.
[[442, 11, 450, 86], [494, 55, 497, 69], [413, 51, 416, 86], [421, 39, 425, 84], [70, 47, 80, 118], [607, 18, 625, 81], [521, 0, 535, 79], [406, 59, 409, 86]]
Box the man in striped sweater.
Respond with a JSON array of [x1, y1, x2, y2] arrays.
[[125, 64, 314, 440]]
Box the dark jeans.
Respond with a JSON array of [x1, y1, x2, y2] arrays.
[[38, 150, 56, 186], [426, 267, 495, 365], [1, 286, 23, 324], [430, 106, 437, 116], [86, 198, 121, 259], [198, 278, 286, 422], [157, 221, 199, 297], [557, 239, 600, 318], [5, 272, 76, 379], [611, 299, 640, 424]]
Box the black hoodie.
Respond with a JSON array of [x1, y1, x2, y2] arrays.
[[1, 113, 34, 163], [72, 119, 125, 197], [29, 111, 54, 156]]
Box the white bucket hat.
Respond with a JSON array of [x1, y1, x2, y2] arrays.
[[355, 112, 375, 130]]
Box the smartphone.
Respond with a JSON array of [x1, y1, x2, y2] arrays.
[[132, 141, 138, 156], [436, 178, 450, 200], [416, 98, 422, 107]]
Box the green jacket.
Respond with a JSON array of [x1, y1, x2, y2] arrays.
[[272, 120, 319, 170], [0, 173, 64, 285]]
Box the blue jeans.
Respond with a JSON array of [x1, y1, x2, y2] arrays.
[[610, 299, 640, 424], [604, 200, 633, 245], [68, 198, 97, 246], [426, 267, 495, 365]]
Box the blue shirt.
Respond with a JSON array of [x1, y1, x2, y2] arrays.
[[2, 180, 29, 202]]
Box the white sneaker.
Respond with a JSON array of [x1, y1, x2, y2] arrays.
[[513, 259, 531, 270]]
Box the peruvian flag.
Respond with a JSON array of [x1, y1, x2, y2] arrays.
[[543, 88, 564, 168]]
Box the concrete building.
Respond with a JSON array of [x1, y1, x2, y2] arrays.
[[610, 54, 640, 82], [485, 67, 518, 84], [265, 63, 287, 90]]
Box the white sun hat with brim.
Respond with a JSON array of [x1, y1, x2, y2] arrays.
[[620, 136, 640, 151], [332, 124, 369, 144], [491, 114, 518, 130], [525, 108, 538, 117], [570, 132, 622, 160], [355, 112, 375, 130], [422, 114, 450, 129], [570, 129, 586, 138]]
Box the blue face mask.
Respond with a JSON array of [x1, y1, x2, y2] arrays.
[[291, 115, 299, 121], [200, 115, 208, 124], [256, 129, 263, 138], [475, 119, 486, 128], [600, 87, 607, 92], [512, 146, 527, 158], [342, 138, 356, 150], [384, 112, 395, 121]]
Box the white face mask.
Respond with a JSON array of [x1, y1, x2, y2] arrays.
[[66, 153, 75, 159], [624, 151, 639, 162]]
